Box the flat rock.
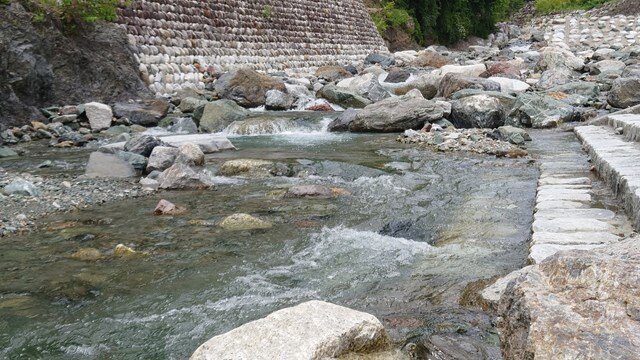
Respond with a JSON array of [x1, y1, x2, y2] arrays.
[[85, 152, 136, 178], [529, 243, 605, 264], [534, 208, 616, 221], [190, 300, 389, 360], [531, 231, 621, 246], [532, 218, 612, 233], [102, 134, 235, 154]]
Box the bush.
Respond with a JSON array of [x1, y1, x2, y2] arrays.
[[535, 0, 610, 13], [493, 0, 525, 21], [26, 0, 122, 26], [372, 1, 415, 34]]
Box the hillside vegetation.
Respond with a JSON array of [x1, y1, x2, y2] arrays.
[[369, 0, 615, 46]]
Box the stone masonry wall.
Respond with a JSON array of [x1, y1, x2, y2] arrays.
[[116, 0, 388, 96]]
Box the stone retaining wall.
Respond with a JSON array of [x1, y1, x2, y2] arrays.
[[116, 0, 388, 96]]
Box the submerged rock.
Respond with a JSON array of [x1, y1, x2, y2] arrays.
[[0, 147, 18, 158], [286, 184, 333, 198], [154, 199, 186, 215], [190, 300, 389, 360], [71, 248, 102, 261], [218, 159, 274, 178], [218, 213, 272, 231], [113, 244, 138, 257], [85, 152, 136, 178]]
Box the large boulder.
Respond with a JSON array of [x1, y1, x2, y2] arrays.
[[410, 50, 449, 68], [317, 84, 372, 109], [194, 100, 249, 133], [265, 89, 294, 110], [438, 73, 501, 98], [437, 64, 487, 78], [146, 146, 178, 173], [157, 162, 212, 190], [536, 68, 575, 90], [536, 47, 584, 72], [608, 78, 640, 109], [365, 53, 396, 67], [349, 90, 445, 132], [480, 62, 522, 78], [175, 143, 205, 167], [488, 77, 530, 93], [213, 68, 286, 108], [509, 93, 579, 128], [497, 238, 640, 359], [590, 59, 626, 75], [451, 94, 509, 128], [328, 108, 359, 132], [391, 74, 440, 99], [546, 81, 600, 99], [123, 135, 164, 157], [336, 73, 390, 102], [83, 102, 112, 131], [190, 300, 389, 360], [112, 99, 170, 126], [315, 65, 353, 82]]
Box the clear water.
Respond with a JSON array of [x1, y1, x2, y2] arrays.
[[0, 131, 539, 359]]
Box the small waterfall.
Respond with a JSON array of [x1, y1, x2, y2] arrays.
[[223, 114, 335, 136]]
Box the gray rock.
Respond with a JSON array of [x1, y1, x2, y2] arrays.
[[3, 178, 40, 196], [450, 94, 509, 128], [0, 147, 18, 158], [83, 102, 112, 131], [146, 146, 178, 173], [497, 126, 531, 142], [315, 65, 353, 82], [286, 184, 332, 197], [178, 97, 208, 113], [509, 93, 579, 128], [158, 162, 212, 190], [169, 118, 198, 134], [365, 53, 396, 67], [536, 46, 584, 72], [317, 84, 372, 109], [85, 152, 136, 178], [112, 99, 170, 126], [139, 177, 159, 191], [194, 100, 249, 133], [392, 74, 440, 99], [497, 238, 640, 360], [590, 60, 626, 75], [265, 89, 294, 110], [115, 151, 147, 173], [175, 143, 205, 167], [536, 68, 575, 90], [350, 90, 445, 132], [213, 68, 287, 108], [546, 81, 600, 99], [438, 73, 501, 98], [608, 78, 640, 108], [123, 135, 164, 157], [328, 108, 359, 132], [219, 159, 274, 178], [190, 300, 389, 360], [384, 68, 411, 83], [337, 73, 390, 102]]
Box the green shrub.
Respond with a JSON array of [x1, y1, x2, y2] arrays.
[[372, 1, 415, 34], [535, 0, 610, 13], [24, 0, 122, 27], [493, 0, 525, 21]]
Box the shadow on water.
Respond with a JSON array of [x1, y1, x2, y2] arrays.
[[0, 133, 539, 359]]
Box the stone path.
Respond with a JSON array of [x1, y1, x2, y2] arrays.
[[533, 13, 640, 50], [576, 114, 640, 229], [527, 130, 628, 263]]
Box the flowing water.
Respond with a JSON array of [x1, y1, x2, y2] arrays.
[[0, 121, 540, 359]]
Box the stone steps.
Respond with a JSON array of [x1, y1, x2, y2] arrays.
[[575, 125, 640, 229], [528, 131, 625, 264], [607, 114, 640, 142]]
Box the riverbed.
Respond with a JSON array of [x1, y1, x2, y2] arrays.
[[0, 131, 539, 359]]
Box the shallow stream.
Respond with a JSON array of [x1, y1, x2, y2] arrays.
[[0, 130, 539, 359]]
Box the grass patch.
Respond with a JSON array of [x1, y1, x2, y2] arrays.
[[535, 0, 611, 13]]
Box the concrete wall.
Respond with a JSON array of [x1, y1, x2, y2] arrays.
[[116, 0, 388, 96]]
